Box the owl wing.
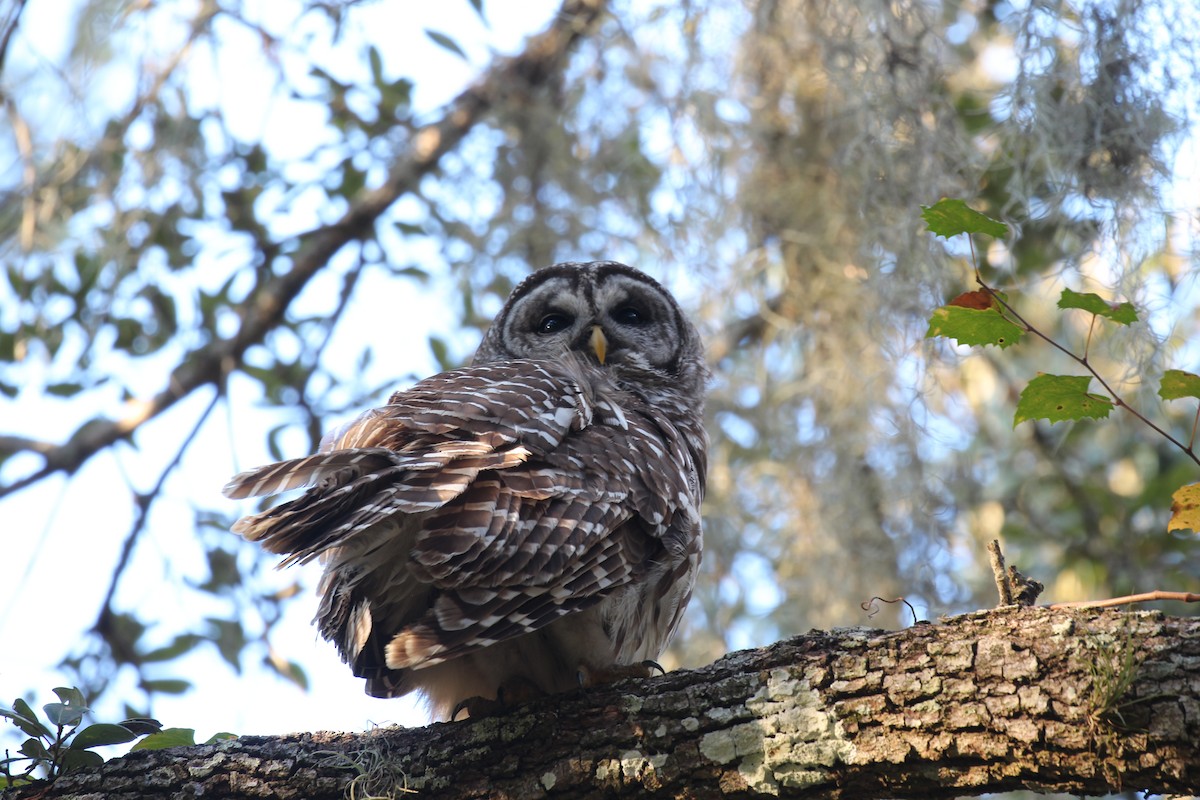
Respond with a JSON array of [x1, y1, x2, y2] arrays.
[[223, 358, 701, 677]]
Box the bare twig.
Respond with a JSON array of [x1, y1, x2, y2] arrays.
[[0, 434, 58, 456], [89, 390, 223, 648], [988, 539, 1013, 606], [0, 0, 28, 82], [1049, 591, 1200, 609], [860, 596, 920, 625], [0, 0, 610, 500]]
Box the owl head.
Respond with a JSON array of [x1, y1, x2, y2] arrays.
[[473, 261, 708, 407]]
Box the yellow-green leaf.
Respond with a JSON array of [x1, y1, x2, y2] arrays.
[[1014, 374, 1113, 426], [1158, 369, 1200, 401], [1057, 288, 1137, 325], [926, 304, 1024, 349], [131, 728, 196, 751], [920, 198, 1008, 239]]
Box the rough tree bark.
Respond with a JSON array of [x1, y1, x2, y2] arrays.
[[4, 606, 1197, 799]]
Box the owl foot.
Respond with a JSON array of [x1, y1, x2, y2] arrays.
[[577, 660, 665, 688], [450, 676, 544, 721]]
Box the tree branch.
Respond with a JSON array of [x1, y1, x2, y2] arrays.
[[0, 0, 610, 500], [0, 0, 28, 83], [7, 607, 1197, 799]]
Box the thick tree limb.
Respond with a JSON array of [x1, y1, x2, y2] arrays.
[[6, 607, 1197, 799], [0, 0, 609, 500]]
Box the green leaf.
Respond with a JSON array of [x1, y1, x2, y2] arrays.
[[70, 723, 136, 750], [1014, 374, 1113, 426], [42, 703, 86, 728], [429, 335, 453, 370], [425, 29, 467, 59], [208, 617, 248, 670], [58, 749, 104, 772], [367, 45, 384, 86], [141, 679, 192, 696], [205, 732, 238, 744], [51, 688, 87, 708], [926, 305, 1024, 349], [45, 381, 84, 397], [920, 198, 1008, 239], [117, 718, 164, 736], [1057, 288, 1138, 324], [19, 737, 50, 760], [393, 221, 425, 237], [140, 634, 204, 663], [131, 728, 196, 751], [1, 701, 52, 739], [199, 549, 242, 593], [1158, 369, 1200, 401], [264, 656, 309, 691]]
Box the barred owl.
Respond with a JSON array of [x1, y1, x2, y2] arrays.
[[223, 261, 707, 720]]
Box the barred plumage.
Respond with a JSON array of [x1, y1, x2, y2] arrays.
[[224, 261, 707, 719]]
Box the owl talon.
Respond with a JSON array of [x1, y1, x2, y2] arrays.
[[577, 661, 664, 688], [451, 695, 504, 721], [450, 677, 543, 720]]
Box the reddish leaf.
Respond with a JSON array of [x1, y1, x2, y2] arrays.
[[948, 290, 994, 310]]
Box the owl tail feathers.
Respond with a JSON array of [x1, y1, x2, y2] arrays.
[[224, 449, 403, 560], [222, 448, 398, 500], [385, 625, 450, 670]]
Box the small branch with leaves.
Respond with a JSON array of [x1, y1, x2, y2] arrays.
[[923, 197, 1200, 535], [0, 687, 223, 788]]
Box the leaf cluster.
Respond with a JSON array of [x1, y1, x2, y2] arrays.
[[0, 686, 233, 787], [923, 198, 1200, 534]]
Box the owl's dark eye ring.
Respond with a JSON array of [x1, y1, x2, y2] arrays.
[[611, 305, 649, 325], [537, 312, 573, 334]]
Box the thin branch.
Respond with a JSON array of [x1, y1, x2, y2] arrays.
[[0, 434, 58, 456], [2, 95, 36, 251], [0, 0, 610, 500], [90, 388, 222, 642], [1190, 402, 1199, 451], [0, 0, 28, 82], [1049, 590, 1200, 609], [295, 245, 371, 449], [977, 276, 1200, 466]]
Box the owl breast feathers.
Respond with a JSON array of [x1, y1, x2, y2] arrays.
[[224, 261, 707, 719]]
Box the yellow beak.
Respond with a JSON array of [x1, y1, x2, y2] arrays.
[[590, 325, 608, 365]]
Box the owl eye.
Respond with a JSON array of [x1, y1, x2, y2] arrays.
[[537, 312, 573, 334], [611, 305, 649, 326]]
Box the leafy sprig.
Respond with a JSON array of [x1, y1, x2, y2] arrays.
[[922, 197, 1200, 533], [1, 687, 234, 787]]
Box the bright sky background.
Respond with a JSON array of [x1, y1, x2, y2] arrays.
[[1, 0, 564, 744]]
